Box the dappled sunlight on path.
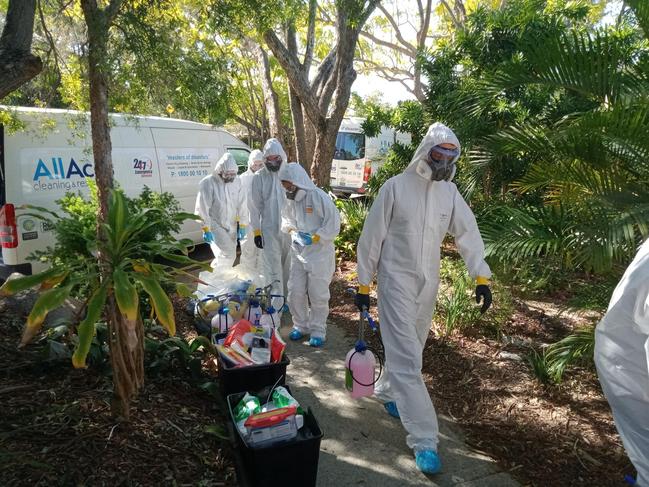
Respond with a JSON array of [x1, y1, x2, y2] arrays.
[[280, 319, 520, 486]]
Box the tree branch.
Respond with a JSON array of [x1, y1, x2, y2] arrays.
[[303, 0, 317, 74], [416, 0, 424, 20], [419, 0, 433, 47], [232, 114, 262, 137], [105, 0, 125, 24], [359, 30, 415, 58], [37, 0, 64, 71], [311, 49, 336, 98], [0, 0, 42, 100], [359, 0, 382, 27], [440, 0, 461, 29], [376, 4, 418, 53], [357, 57, 414, 78], [263, 29, 325, 129]]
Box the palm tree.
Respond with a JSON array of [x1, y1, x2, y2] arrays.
[[472, 1, 649, 380], [472, 4, 649, 274]]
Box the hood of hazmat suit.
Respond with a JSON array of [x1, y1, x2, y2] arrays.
[[595, 239, 649, 485], [355, 122, 490, 453], [280, 163, 340, 340], [195, 152, 245, 236], [241, 149, 264, 194], [406, 122, 460, 182], [213, 152, 238, 179], [248, 139, 291, 292]]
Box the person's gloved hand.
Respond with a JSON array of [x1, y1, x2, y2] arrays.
[[237, 225, 247, 240], [298, 231, 313, 245], [355, 285, 371, 312], [202, 226, 214, 244], [254, 231, 263, 249], [475, 284, 492, 314]]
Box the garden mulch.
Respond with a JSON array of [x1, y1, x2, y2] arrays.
[[329, 260, 635, 487], [0, 295, 236, 487]]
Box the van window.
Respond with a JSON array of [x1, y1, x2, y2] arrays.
[[334, 132, 365, 161], [227, 147, 250, 174]]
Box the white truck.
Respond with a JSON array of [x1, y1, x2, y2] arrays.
[[329, 117, 411, 196], [0, 106, 251, 278]]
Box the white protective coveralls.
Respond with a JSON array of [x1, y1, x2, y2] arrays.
[[240, 149, 264, 272], [595, 239, 649, 485], [195, 153, 246, 268], [356, 122, 491, 452], [280, 163, 341, 339], [249, 139, 291, 296]]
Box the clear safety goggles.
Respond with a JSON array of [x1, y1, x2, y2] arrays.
[[427, 145, 459, 165]]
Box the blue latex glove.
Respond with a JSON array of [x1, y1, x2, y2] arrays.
[[203, 229, 214, 244], [297, 231, 313, 245], [237, 226, 247, 240]]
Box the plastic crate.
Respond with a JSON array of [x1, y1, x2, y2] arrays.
[[215, 332, 290, 397], [227, 387, 323, 487]]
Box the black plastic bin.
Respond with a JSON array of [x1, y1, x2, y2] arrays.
[[227, 386, 323, 487], [214, 332, 290, 397]]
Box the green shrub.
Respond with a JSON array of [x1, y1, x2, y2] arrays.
[[544, 326, 596, 383], [366, 142, 414, 196], [526, 348, 552, 384], [435, 257, 514, 338], [335, 199, 370, 261], [435, 259, 481, 336]]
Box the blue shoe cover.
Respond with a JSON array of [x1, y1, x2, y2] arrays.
[[309, 337, 324, 347], [383, 401, 400, 418], [288, 329, 303, 341], [415, 449, 442, 474]]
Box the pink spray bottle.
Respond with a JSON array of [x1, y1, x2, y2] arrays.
[[345, 308, 380, 398]]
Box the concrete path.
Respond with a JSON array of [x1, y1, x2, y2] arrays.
[[279, 321, 520, 487]]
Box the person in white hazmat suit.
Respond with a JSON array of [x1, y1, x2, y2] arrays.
[[595, 239, 649, 486], [279, 163, 341, 347], [195, 152, 247, 268], [355, 122, 493, 474], [249, 138, 291, 297], [239, 149, 264, 272]]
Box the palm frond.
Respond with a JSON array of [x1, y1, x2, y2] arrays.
[[545, 326, 596, 382], [488, 29, 649, 102], [627, 0, 649, 40]]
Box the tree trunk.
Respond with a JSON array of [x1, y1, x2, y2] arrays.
[[81, 0, 139, 421], [304, 118, 317, 174], [85, 17, 114, 218], [108, 302, 145, 420], [289, 86, 307, 166], [310, 124, 338, 186], [0, 0, 42, 100], [256, 44, 283, 140], [262, 2, 379, 184]]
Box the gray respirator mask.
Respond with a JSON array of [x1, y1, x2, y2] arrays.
[[265, 156, 282, 172], [427, 145, 459, 181]]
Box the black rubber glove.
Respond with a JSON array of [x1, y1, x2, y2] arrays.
[[355, 292, 370, 313], [475, 284, 492, 314], [254, 235, 264, 249]]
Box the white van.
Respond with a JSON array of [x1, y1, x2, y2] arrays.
[[0, 106, 250, 278], [329, 117, 411, 196]]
